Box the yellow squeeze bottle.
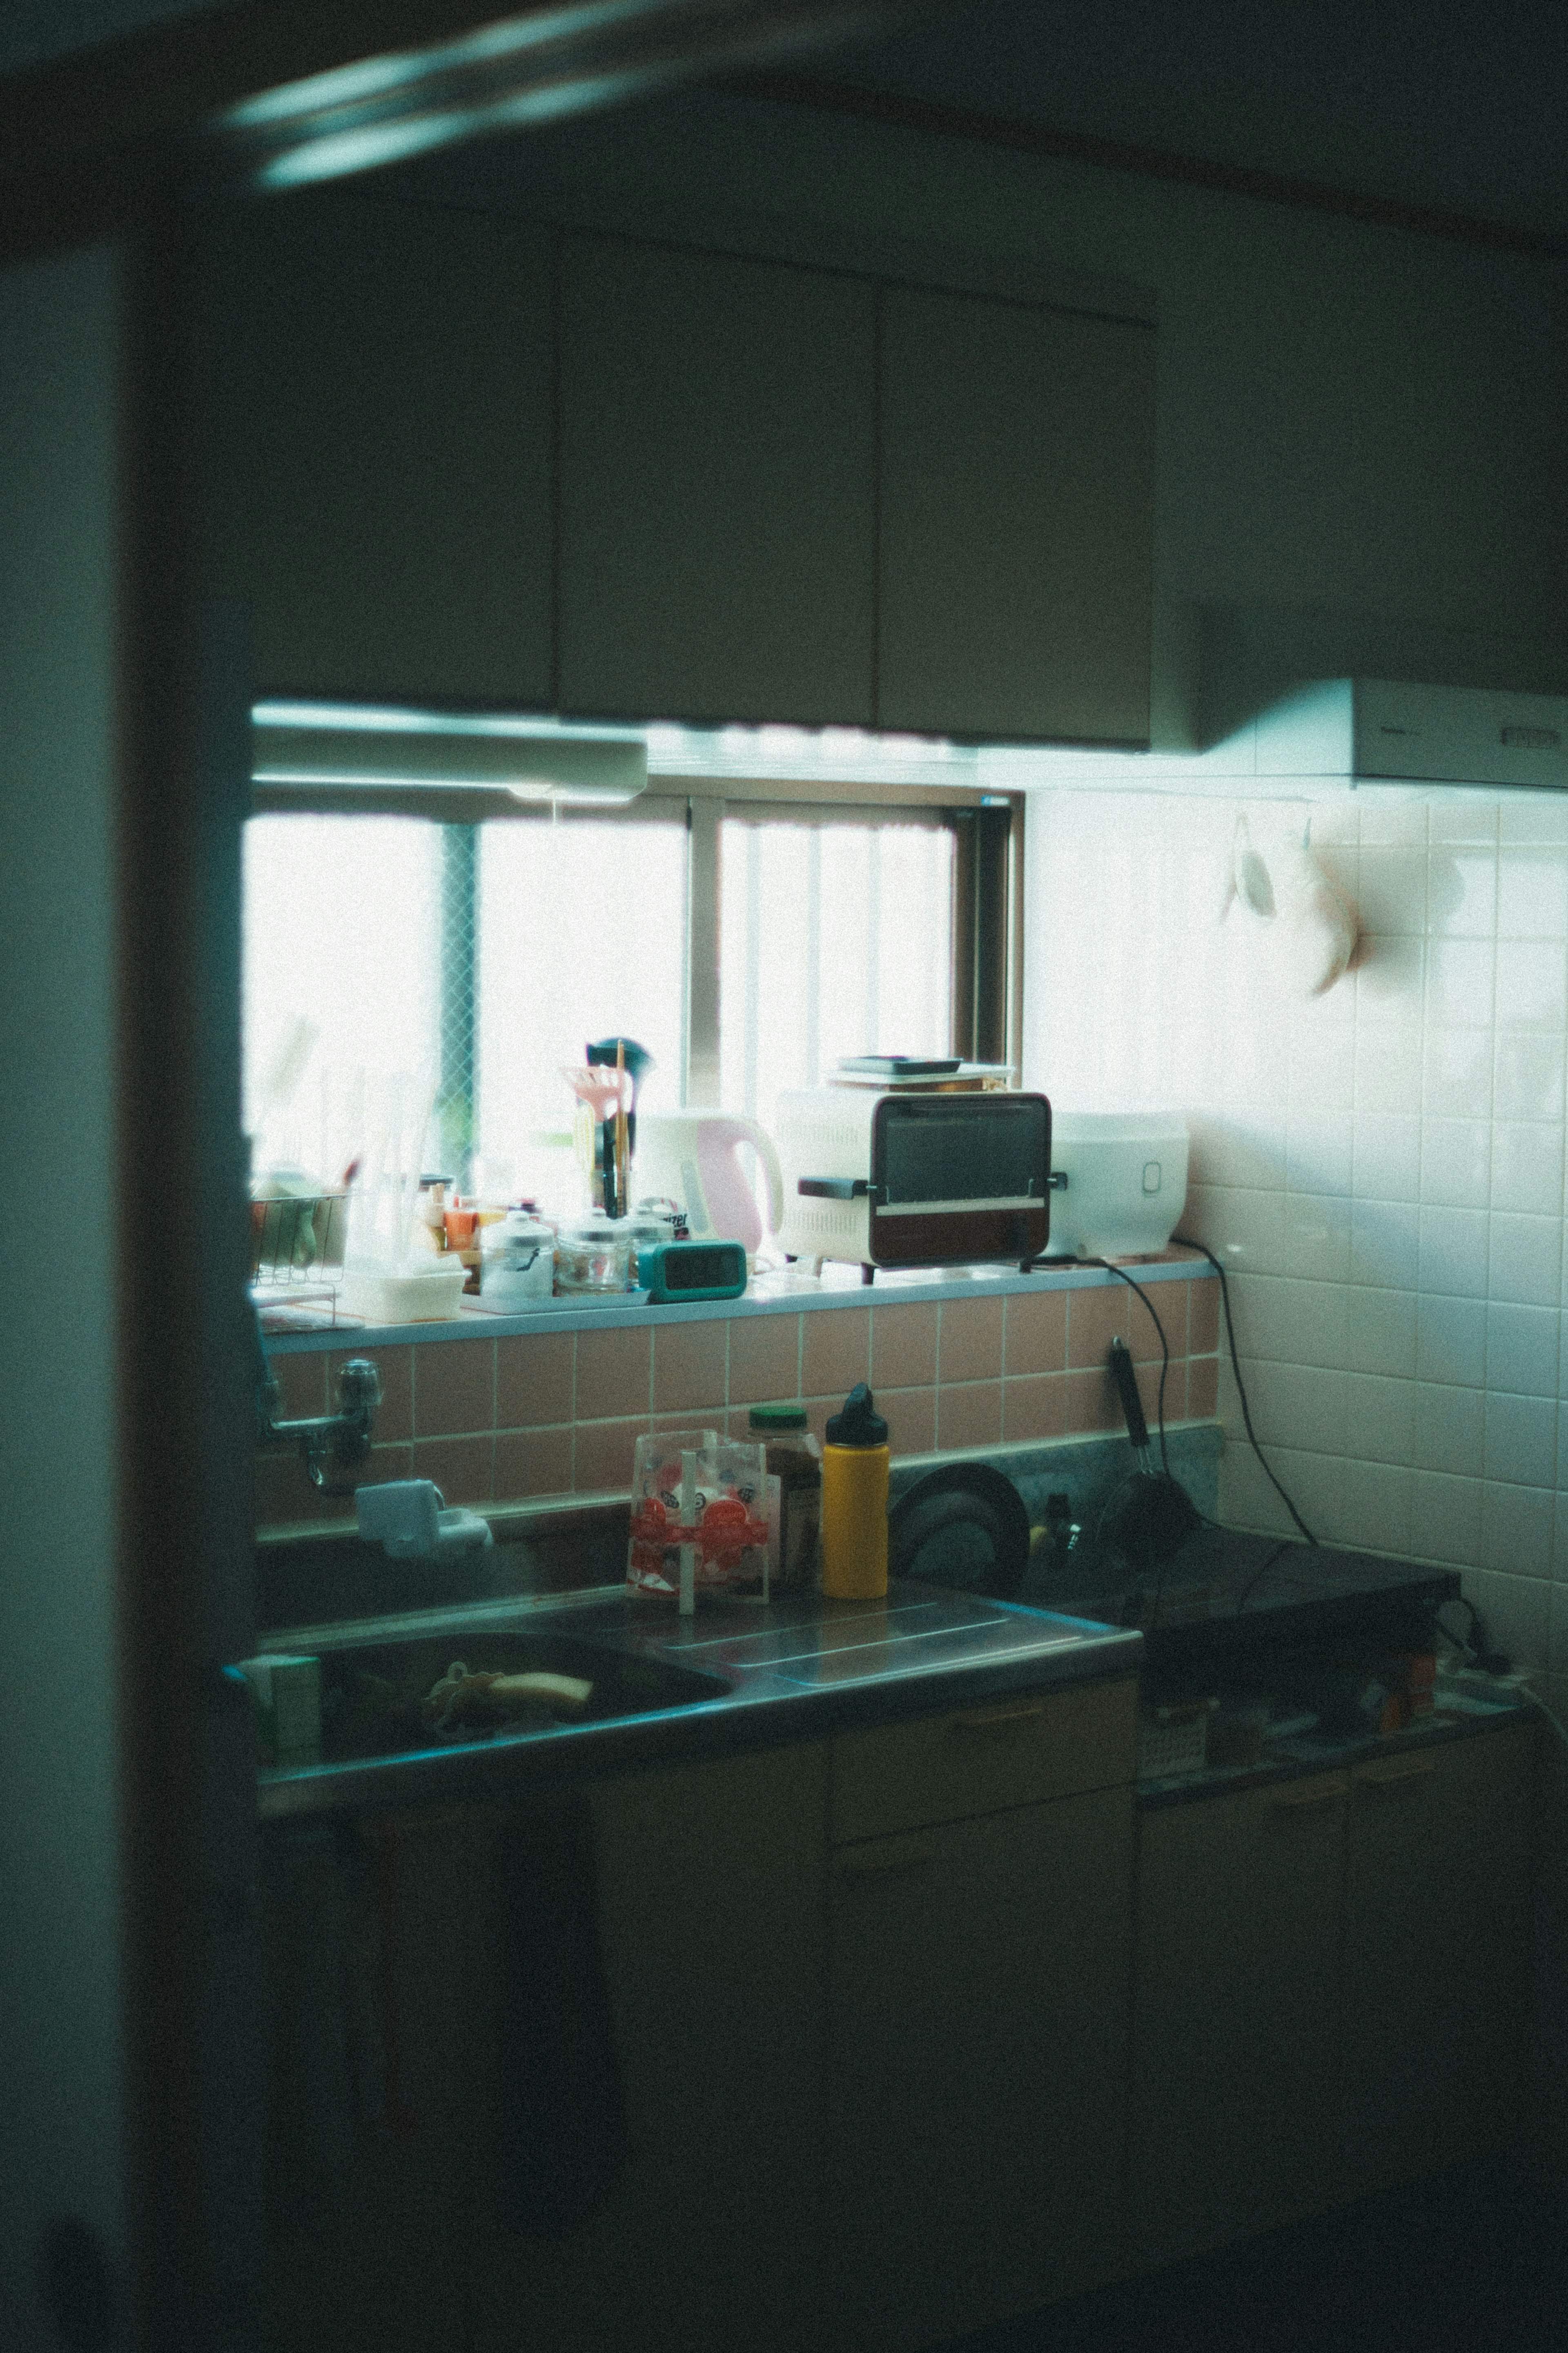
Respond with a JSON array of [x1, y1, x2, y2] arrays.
[[821, 1383, 890, 1599]]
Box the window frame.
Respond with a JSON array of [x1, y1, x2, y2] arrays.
[[245, 770, 1021, 1177]]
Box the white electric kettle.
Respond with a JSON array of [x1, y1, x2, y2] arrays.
[[635, 1113, 784, 1256]]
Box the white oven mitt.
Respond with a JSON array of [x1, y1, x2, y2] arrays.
[[1223, 814, 1358, 998]]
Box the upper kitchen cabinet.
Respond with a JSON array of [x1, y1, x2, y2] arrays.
[[207, 193, 554, 708], [877, 287, 1156, 745], [556, 234, 878, 727]]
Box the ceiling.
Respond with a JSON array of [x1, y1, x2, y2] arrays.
[[813, 0, 1568, 244], [8, 0, 1568, 245]]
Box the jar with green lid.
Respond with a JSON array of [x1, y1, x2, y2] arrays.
[[748, 1403, 823, 1592]]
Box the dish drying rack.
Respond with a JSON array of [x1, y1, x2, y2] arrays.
[[250, 1191, 348, 1328]]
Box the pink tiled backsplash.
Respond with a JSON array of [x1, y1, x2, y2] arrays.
[[1027, 783, 1568, 1706], [254, 1271, 1219, 1532]]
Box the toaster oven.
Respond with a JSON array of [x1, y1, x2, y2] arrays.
[[773, 1088, 1052, 1280]]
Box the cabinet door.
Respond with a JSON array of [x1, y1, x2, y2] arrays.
[[263, 1811, 491, 2353], [469, 1741, 828, 2353], [1341, 1727, 1536, 2192], [1130, 1773, 1348, 2261], [557, 234, 877, 727], [208, 192, 554, 706], [878, 287, 1155, 744], [826, 1786, 1134, 2350]]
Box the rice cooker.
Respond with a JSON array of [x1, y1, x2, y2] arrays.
[[1046, 1111, 1189, 1260]]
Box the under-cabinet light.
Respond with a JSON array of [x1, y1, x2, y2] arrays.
[[251, 704, 647, 806]]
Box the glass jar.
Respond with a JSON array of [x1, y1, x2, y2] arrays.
[[748, 1403, 822, 1591], [554, 1210, 635, 1295]]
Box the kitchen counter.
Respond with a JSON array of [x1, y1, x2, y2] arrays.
[[256, 1578, 1140, 1820]]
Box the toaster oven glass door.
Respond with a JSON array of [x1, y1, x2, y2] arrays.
[[870, 1095, 1051, 1266]]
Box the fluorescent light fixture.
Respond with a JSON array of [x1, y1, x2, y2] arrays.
[[252, 703, 646, 805]]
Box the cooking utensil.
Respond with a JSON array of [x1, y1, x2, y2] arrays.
[[888, 1464, 1030, 1599]]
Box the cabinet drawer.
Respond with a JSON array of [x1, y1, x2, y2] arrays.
[[829, 1674, 1137, 1843]]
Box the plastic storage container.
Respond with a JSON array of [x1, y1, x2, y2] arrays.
[[821, 1383, 890, 1601], [479, 1206, 556, 1310], [748, 1403, 823, 1592]]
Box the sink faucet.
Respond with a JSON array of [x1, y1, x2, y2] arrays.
[[252, 1305, 381, 1494]]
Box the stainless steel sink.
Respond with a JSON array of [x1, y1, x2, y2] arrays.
[[315, 1628, 729, 1762]]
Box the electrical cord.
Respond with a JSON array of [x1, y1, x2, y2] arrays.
[[1170, 1233, 1318, 1547]]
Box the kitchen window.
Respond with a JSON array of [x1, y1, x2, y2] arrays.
[[243, 767, 1016, 1200]]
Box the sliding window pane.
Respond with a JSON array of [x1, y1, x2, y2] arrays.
[[242, 814, 442, 1175], [476, 812, 688, 1198], [719, 814, 954, 1136]]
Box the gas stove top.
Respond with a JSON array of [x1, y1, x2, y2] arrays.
[[1033, 1522, 1461, 1693]]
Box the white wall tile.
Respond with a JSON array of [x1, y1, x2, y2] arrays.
[[1409, 1381, 1485, 1476], [1340, 1287, 1417, 1376], [1348, 1198, 1419, 1290], [1488, 1209, 1562, 1306], [1421, 1029, 1494, 1117], [1496, 849, 1568, 940], [1483, 1391, 1559, 1488], [1410, 1470, 1484, 1564], [1229, 1273, 1347, 1368], [1499, 796, 1568, 847], [1415, 1294, 1488, 1387], [1354, 935, 1425, 1025], [1324, 1458, 1411, 1555], [1549, 1577, 1568, 1679], [1291, 1024, 1357, 1112], [1430, 798, 1498, 850], [1482, 1483, 1557, 1579], [1427, 847, 1497, 937], [1417, 1205, 1490, 1298], [1357, 848, 1428, 935], [1424, 937, 1495, 1026], [1463, 1565, 1550, 1673], [1354, 1029, 1422, 1116], [1190, 1182, 1286, 1273], [1493, 1033, 1567, 1122], [1419, 1117, 1492, 1207], [1490, 1122, 1565, 1215], [1341, 1372, 1415, 1464], [1276, 1193, 1351, 1280], [1356, 800, 1426, 848], [1285, 1116, 1353, 1196], [1494, 939, 1568, 1030], [1217, 1438, 1297, 1534], [1239, 1356, 1348, 1456], [1351, 1115, 1421, 1202], [1485, 1302, 1561, 1396]]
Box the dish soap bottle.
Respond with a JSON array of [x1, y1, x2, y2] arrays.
[[821, 1383, 890, 1600]]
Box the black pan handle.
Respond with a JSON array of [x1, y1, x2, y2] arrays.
[[1109, 1338, 1150, 1454]]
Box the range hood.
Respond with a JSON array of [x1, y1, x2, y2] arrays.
[[989, 677, 1568, 799], [1252, 678, 1568, 791]]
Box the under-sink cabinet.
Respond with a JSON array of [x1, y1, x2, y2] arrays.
[[259, 1699, 1534, 2353], [1129, 1724, 1538, 2268]]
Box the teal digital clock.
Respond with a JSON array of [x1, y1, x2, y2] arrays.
[[640, 1239, 748, 1304]]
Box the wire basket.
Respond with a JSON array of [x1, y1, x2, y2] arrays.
[[249, 1191, 347, 1288]]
